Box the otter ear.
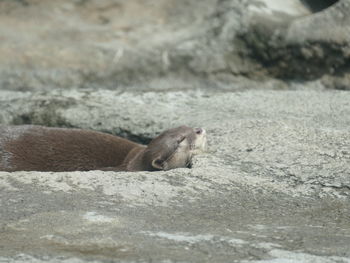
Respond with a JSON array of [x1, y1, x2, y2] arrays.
[[152, 157, 164, 170]]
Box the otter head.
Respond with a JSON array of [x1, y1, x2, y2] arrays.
[[143, 125, 207, 171]]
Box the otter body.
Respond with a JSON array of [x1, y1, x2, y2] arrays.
[[0, 125, 206, 172]]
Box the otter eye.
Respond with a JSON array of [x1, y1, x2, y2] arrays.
[[195, 128, 203, 135]]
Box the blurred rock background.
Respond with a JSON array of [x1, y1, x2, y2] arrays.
[[0, 0, 349, 93]]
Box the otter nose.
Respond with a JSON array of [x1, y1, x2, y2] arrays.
[[195, 127, 204, 135]]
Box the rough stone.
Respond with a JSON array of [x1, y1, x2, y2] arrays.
[[0, 0, 349, 91], [1, 89, 350, 262], [1, 0, 350, 262], [237, 0, 350, 81]]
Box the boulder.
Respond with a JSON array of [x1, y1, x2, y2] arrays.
[[1, 0, 350, 262], [1, 89, 350, 262], [0, 0, 348, 90]]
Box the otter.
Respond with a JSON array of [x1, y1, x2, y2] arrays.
[[0, 125, 206, 172]]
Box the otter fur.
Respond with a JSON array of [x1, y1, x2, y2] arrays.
[[0, 125, 206, 172]]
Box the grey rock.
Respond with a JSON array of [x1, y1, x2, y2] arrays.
[[1, 0, 350, 262], [0, 0, 349, 91], [0, 0, 219, 91], [1, 89, 350, 262], [238, 0, 350, 82]]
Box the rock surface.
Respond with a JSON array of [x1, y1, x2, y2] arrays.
[[1, 89, 350, 262], [1, 0, 350, 262], [240, 0, 350, 82], [0, 0, 349, 91]]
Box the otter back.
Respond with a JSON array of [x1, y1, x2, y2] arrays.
[[0, 125, 143, 172]]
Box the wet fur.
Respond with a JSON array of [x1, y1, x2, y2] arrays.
[[0, 125, 206, 172], [0, 125, 141, 172]]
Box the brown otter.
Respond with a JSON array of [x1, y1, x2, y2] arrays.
[[0, 125, 206, 172]]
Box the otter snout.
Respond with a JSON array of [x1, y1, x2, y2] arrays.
[[193, 127, 207, 152], [195, 127, 204, 135]]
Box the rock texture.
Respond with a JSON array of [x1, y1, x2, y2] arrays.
[[239, 0, 350, 81], [1, 89, 350, 262], [1, 0, 350, 262], [0, 0, 349, 91]]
